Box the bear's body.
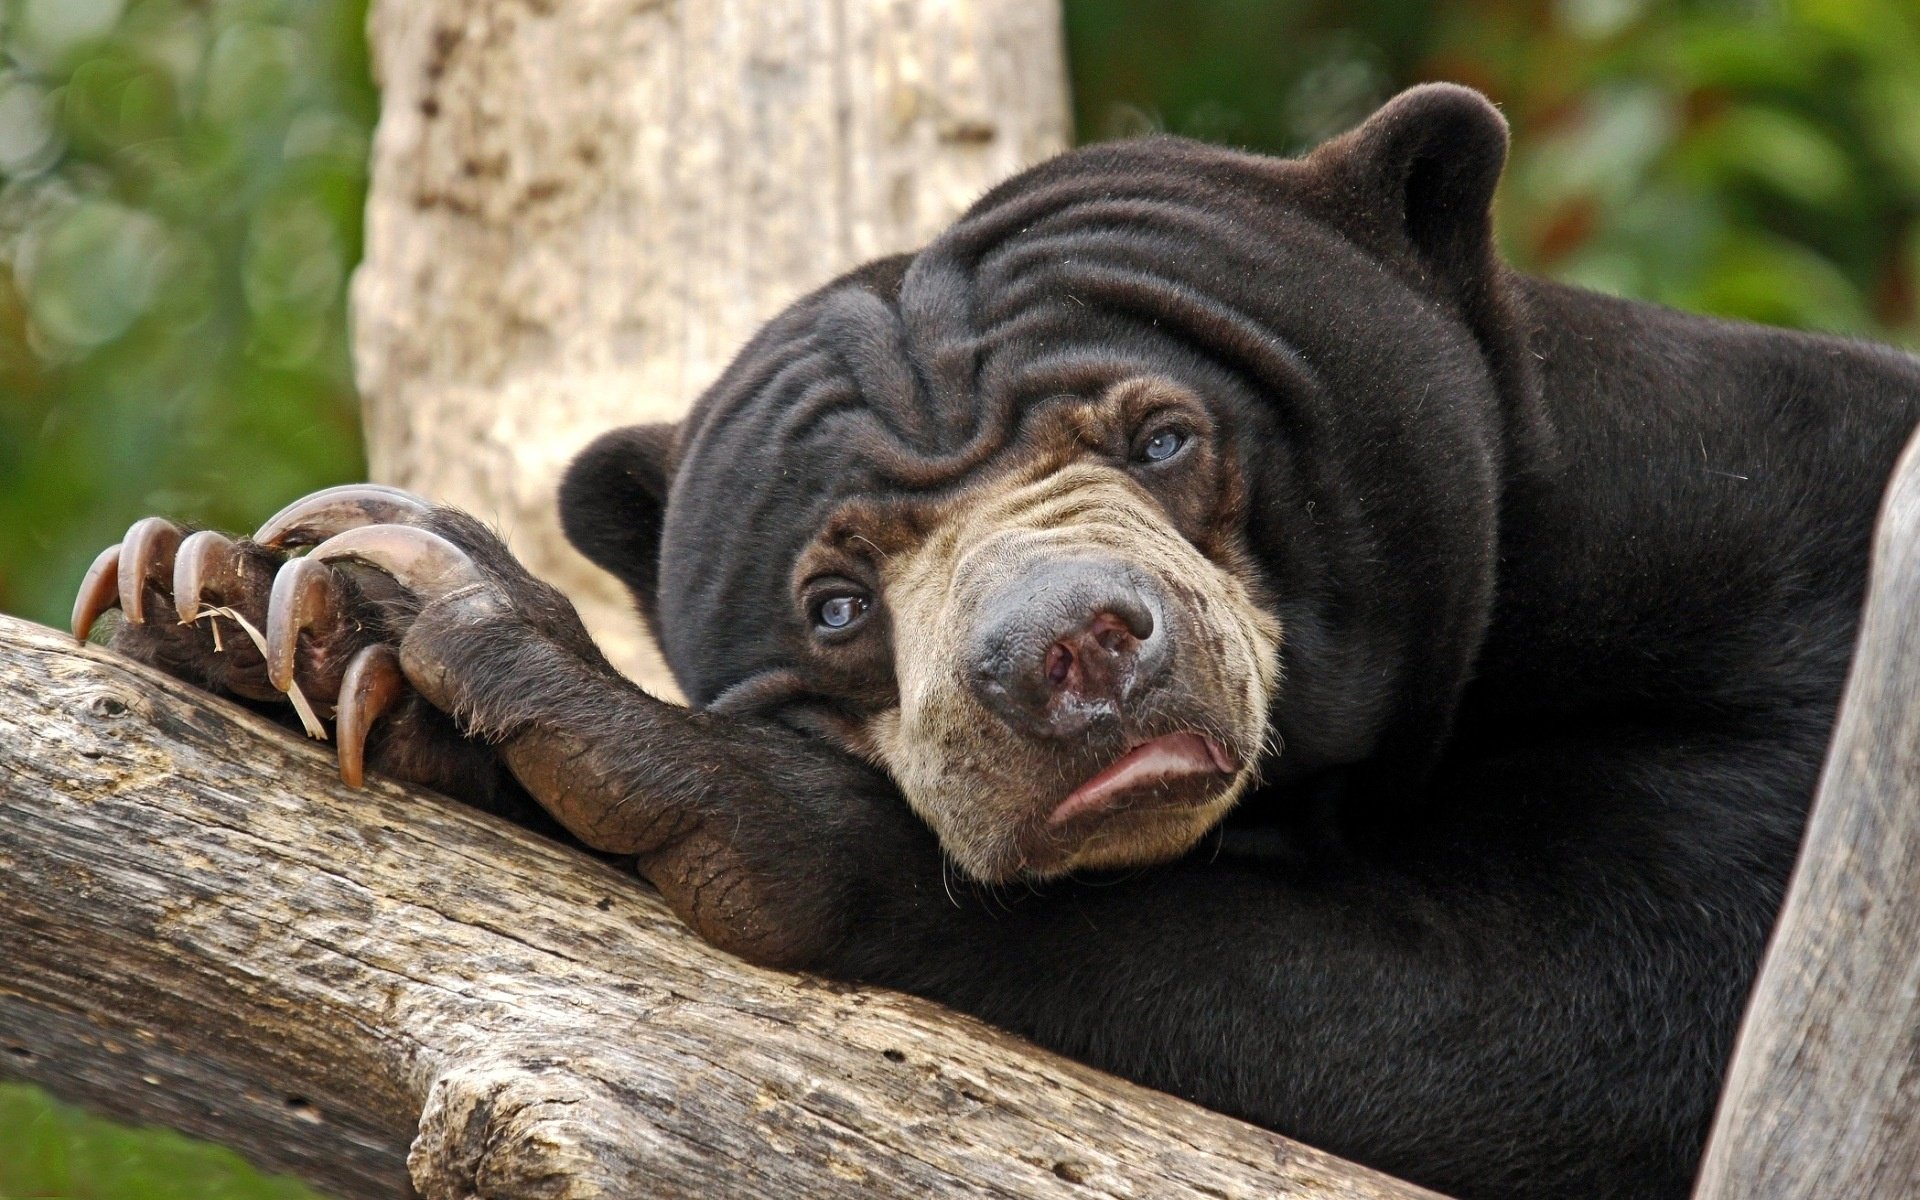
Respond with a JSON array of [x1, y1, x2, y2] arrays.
[[85, 87, 1920, 1199]]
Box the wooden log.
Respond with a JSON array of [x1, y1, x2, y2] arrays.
[[0, 613, 1440, 1200], [1691, 429, 1920, 1198], [351, 0, 1070, 697]]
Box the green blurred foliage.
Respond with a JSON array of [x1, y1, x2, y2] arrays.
[[2, 0, 1918, 1194], [0, 1084, 321, 1200], [0, 0, 371, 632]]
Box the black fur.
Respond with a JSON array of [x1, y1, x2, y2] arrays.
[[102, 84, 1920, 1199], [554, 85, 1920, 1198]]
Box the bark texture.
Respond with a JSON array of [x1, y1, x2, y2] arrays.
[[1691, 429, 1920, 1200], [0, 613, 1442, 1200], [351, 0, 1071, 696]]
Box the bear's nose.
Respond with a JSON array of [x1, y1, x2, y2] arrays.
[[1043, 608, 1153, 704], [967, 558, 1168, 739]]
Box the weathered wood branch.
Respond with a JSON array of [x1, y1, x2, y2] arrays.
[[0, 614, 1437, 1200], [1691, 429, 1920, 1199]]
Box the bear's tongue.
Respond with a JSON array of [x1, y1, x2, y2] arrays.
[[1050, 732, 1234, 827]]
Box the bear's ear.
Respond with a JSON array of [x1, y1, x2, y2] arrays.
[[559, 422, 679, 624], [1305, 83, 1509, 293]]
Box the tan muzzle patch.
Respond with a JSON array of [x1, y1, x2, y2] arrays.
[[858, 460, 1281, 882]]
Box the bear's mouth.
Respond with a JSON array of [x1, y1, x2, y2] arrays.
[[1049, 731, 1239, 827]]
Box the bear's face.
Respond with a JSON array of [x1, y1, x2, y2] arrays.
[[562, 85, 1536, 881], [793, 376, 1282, 879]]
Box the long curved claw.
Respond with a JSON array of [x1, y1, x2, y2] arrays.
[[309, 524, 483, 597], [117, 517, 185, 625], [265, 556, 336, 694], [172, 530, 246, 625], [336, 643, 406, 788], [255, 483, 432, 549], [72, 544, 123, 642]]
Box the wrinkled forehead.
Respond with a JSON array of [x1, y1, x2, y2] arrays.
[[654, 142, 1328, 703], [653, 286, 1168, 704]]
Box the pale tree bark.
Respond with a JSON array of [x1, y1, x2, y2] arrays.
[[0, 614, 1441, 1200], [1690, 430, 1920, 1200], [351, 0, 1070, 696]]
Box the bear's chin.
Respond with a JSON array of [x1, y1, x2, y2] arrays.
[[955, 772, 1254, 885]]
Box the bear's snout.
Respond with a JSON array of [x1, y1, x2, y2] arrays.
[[965, 556, 1171, 739]]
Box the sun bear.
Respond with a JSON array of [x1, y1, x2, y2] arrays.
[[73, 84, 1920, 1198]]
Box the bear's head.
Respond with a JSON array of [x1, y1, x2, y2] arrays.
[[560, 84, 1547, 882]]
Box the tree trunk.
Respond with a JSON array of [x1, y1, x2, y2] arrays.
[[0, 614, 1440, 1200], [1690, 428, 1920, 1199], [350, 0, 1070, 697]]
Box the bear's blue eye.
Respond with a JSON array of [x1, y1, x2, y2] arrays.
[[1140, 429, 1186, 463], [815, 593, 870, 631]]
